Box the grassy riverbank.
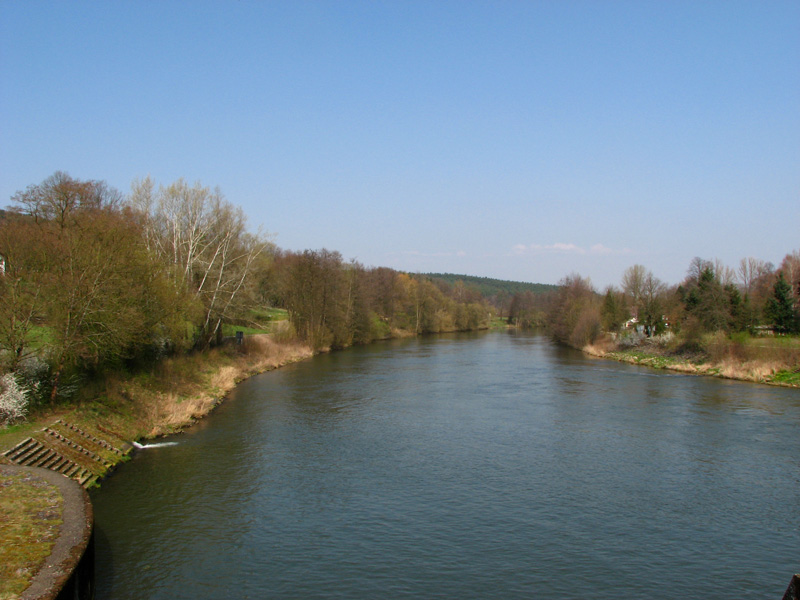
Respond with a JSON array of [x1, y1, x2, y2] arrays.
[[1, 314, 494, 460], [4, 327, 796, 464], [0, 333, 322, 599], [0, 335, 314, 459], [584, 332, 800, 387]]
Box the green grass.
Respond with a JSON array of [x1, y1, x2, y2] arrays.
[[258, 307, 288, 320], [222, 307, 289, 337], [608, 350, 687, 370], [770, 370, 800, 386], [221, 323, 272, 336], [0, 421, 39, 455], [17, 324, 55, 351], [489, 317, 510, 329]]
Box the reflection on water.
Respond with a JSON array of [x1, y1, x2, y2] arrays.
[[92, 331, 800, 600]]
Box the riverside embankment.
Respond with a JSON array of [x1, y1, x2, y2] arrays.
[[583, 335, 800, 388], [0, 334, 314, 599], [1, 335, 314, 483], [1, 465, 94, 600]]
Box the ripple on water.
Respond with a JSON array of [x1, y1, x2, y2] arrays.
[[92, 332, 800, 600]]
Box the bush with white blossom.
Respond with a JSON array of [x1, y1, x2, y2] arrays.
[[0, 373, 29, 426]]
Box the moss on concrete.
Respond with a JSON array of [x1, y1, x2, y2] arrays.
[[0, 468, 63, 599]]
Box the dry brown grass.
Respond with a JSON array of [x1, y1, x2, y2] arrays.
[[584, 334, 617, 356], [67, 336, 314, 440], [237, 335, 314, 374], [0, 335, 315, 453], [389, 328, 416, 339], [128, 337, 313, 438], [591, 331, 800, 386], [582, 344, 606, 357], [712, 359, 786, 382]]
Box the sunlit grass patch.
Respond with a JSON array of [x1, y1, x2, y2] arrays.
[[221, 323, 271, 336], [770, 369, 800, 386], [222, 307, 289, 336], [23, 325, 55, 350], [489, 317, 510, 329]]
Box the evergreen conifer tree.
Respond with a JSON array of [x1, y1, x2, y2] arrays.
[[765, 272, 798, 334]]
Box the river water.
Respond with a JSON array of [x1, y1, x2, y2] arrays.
[[91, 331, 800, 599]]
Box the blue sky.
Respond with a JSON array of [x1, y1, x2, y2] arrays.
[[1, 1, 798, 288]]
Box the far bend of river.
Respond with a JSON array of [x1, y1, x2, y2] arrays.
[[91, 331, 800, 599]]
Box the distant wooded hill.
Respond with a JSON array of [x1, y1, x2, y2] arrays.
[[423, 273, 557, 299]]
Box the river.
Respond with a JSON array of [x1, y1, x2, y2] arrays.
[[91, 331, 800, 599]]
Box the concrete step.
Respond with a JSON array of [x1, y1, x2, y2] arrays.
[[77, 470, 98, 488], [3, 437, 40, 462], [56, 420, 125, 455], [38, 450, 62, 470], [17, 443, 51, 467], [3, 422, 129, 489], [44, 428, 112, 468]]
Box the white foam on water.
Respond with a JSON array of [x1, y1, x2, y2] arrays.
[[132, 441, 178, 449]]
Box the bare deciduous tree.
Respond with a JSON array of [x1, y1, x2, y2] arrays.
[[621, 264, 646, 315], [779, 250, 800, 299], [738, 257, 767, 296], [130, 177, 273, 347]]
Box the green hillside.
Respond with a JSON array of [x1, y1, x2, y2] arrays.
[[423, 273, 557, 299]]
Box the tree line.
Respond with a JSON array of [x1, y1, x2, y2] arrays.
[[3, 171, 797, 422], [425, 273, 557, 301], [545, 254, 800, 349], [0, 172, 491, 419]]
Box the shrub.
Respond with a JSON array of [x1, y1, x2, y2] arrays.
[[707, 331, 732, 363], [617, 331, 645, 349], [651, 331, 676, 349], [570, 307, 602, 348], [0, 373, 29, 426], [677, 316, 705, 353], [270, 320, 297, 344]]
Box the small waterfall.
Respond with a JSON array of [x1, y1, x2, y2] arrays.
[[132, 440, 178, 449]]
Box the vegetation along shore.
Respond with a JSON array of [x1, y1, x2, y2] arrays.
[[1, 171, 798, 461], [0, 172, 797, 599]]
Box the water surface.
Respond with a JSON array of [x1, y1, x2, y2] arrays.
[[92, 331, 800, 599]]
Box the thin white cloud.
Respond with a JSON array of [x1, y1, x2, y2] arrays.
[[511, 243, 631, 256], [589, 243, 614, 255], [550, 243, 584, 254], [397, 250, 468, 258], [511, 242, 585, 255]]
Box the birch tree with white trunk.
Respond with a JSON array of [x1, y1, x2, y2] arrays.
[[130, 178, 272, 347]]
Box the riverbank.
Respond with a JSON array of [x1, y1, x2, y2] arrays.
[[583, 335, 800, 387], [0, 335, 314, 467], [1, 323, 496, 473], [0, 334, 315, 598]]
